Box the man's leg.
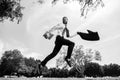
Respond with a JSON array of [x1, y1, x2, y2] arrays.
[[41, 43, 62, 67], [61, 39, 75, 59], [61, 38, 75, 67], [66, 41, 75, 59]]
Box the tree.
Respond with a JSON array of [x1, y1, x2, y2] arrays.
[[0, 0, 24, 23], [0, 49, 23, 76], [18, 57, 43, 77], [23, 57, 42, 77], [24, 57, 37, 69], [17, 57, 35, 77], [56, 45, 101, 75], [18, 62, 30, 77], [0, 0, 104, 23], [38, 0, 104, 17]]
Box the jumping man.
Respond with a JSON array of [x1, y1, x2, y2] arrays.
[[41, 17, 75, 69]]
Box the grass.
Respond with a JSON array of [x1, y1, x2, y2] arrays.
[[0, 77, 120, 80]]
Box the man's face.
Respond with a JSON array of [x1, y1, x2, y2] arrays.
[[63, 17, 68, 25]]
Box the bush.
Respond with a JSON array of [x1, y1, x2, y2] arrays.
[[84, 62, 104, 77], [69, 66, 84, 78], [103, 64, 120, 77], [44, 68, 69, 78]]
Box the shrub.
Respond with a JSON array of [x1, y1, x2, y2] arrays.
[[103, 64, 120, 77], [84, 62, 104, 77]]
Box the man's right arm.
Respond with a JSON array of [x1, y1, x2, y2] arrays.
[[49, 23, 63, 33]]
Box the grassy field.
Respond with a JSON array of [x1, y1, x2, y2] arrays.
[[0, 77, 120, 80]]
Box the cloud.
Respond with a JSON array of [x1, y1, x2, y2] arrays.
[[0, 40, 4, 57], [0, 38, 28, 57], [0, 40, 4, 52], [24, 52, 44, 59]]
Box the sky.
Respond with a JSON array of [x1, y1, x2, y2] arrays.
[[0, 0, 120, 67]]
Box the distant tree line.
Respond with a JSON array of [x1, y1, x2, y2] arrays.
[[0, 49, 41, 77], [0, 49, 120, 78], [44, 62, 120, 78]]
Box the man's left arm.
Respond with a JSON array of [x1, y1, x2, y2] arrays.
[[66, 28, 78, 38]]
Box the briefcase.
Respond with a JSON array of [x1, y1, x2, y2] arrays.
[[43, 31, 54, 40]]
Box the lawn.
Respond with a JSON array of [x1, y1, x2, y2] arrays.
[[0, 77, 120, 80]]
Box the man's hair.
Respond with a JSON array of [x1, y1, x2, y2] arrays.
[[62, 16, 68, 25]]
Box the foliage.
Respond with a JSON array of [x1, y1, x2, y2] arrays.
[[55, 45, 101, 77], [0, 49, 42, 77], [37, 0, 45, 4], [0, 49, 120, 78], [103, 64, 120, 77], [18, 58, 42, 77], [44, 68, 69, 78], [18, 62, 30, 77], [56, 45, 101, 70], [0, 49, 23, 76], [24, 57, 37, 69], [84, 62, 104, 77], [0, 0, 24, 23], [38, 0, 104, 17], [0, 0, 104, 23], [69, 65, 84, 77]]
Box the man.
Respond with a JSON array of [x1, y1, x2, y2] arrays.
[[41, 17, 75, 69]]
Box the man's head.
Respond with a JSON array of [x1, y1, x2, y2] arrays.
[[62, 16, 68, 25]]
